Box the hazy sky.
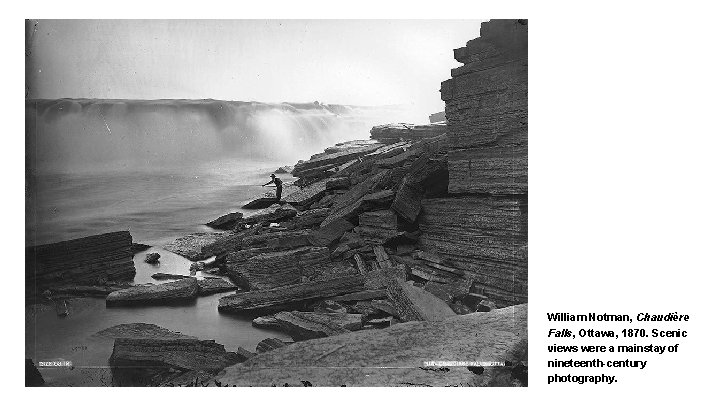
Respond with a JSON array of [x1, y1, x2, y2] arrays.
[[26, 19, 484, 114]]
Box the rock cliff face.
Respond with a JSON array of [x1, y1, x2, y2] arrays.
[[420, 19, 528, 307], [25, 231, 136, 295]]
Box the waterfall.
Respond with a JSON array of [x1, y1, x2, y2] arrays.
[[26, 99, 415, 174]]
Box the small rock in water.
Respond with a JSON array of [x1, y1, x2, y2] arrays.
[[144, 252, 161, 264], [189, 262, 205, 274]]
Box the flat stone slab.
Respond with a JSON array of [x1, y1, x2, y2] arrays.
[[197, 278, 237, 296], [283, 179, 330, 206], [206, 212, 244, 230], [218, 275, 366, 314], [164, 232, 229, 261], [106, 278, 199, 306], [215, 304, 527, 387], [252, 311, 362, 341]]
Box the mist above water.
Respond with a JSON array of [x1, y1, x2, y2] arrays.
[[26, 98, 418, 175]]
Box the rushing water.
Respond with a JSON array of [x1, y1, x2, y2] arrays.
[[25, 99, 416, 386]]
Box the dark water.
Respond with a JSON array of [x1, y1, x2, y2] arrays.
[[26, 159, 292, 247], [25, 162, 294, 386]]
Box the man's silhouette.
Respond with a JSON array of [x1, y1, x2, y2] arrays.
[[263, 174, 283, 201]]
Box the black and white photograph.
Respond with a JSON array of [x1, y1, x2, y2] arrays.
[[12, 1, 719, 401], [25, 18, 528, 387]]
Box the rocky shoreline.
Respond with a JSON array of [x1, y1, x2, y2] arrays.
[[26, 19, 528, 387]]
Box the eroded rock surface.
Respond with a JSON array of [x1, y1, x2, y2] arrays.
[[215, 304, 527, 386]]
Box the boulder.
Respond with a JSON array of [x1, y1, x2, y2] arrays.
[[252, 311, 362, 341], [164, 232, 228, 261], [218, 274, 366, 314], [197, 278, 236, 296], [215, 304, 528, 387], [205, 212, 244, 230], [25, 231, 136, 295], [144, 252, 161, 264], [106, 278, 198, 306], [386, 277, 456, 322]]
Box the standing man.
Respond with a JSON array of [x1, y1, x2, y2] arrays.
[[263, 174, 283, 201]]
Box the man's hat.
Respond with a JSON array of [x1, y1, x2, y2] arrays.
[[270, 173, 276, 178]]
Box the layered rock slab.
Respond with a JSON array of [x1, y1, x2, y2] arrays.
[[218, 275, 366, 314], [106, 278, 199, 306], [226, 246, 333, 290], [370, 123, 447, 144], [26, 231, 136, 293], [252, 311, 362, 341], [164, 232, 228, 261], [215, 304, 527, 386]]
